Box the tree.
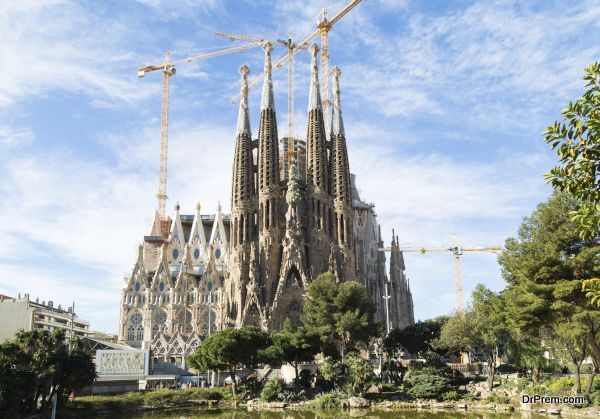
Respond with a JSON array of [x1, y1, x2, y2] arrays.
[[498, 193, 600, 377], [344, 352, 376, 397], [546, 322, 588, 394], [188, 326, 270, 394], [302, 273, 378, 359], [301, 272, 339, 351], [543, 62, 600, 239], [438, 285, 508, 391], [265, 319, 320, 384], [0, 330, 96, 415], [384, 317, 448, 359], [334, 280, 378, 359]]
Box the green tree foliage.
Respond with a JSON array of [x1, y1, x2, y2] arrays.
[[188, 326, 270, 394], [0, 329, 96, 415], [498, 193, 600, 382], [438, 285, 507, 391], [260, 378, 286, 402], [301, 273, 378, 358], [543, 62, 600, 239], [404, 358, 454, 400], [344, 352, 376, 397], [319, 354, 375, 397], [263, 319, 320, 384], [384, 317, 448, 358]]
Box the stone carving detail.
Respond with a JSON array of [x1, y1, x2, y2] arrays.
[[97, 350, 146, 375]]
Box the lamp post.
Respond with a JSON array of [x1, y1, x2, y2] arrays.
[[383, 281, 391, 335]]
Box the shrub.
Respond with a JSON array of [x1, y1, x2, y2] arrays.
[[187, 388, 226, 400], [298, 369, 312, 389], [344, 353, 376, 397], [486, 393, 511, 404], [405, 373, 452, 400], [308, 392, 342, 409], [260, 378, 286, 402], [548, 377, 575, 395], [440, 390, 459, 401], [380, 382, 397, 392]]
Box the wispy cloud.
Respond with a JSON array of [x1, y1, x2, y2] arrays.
[[0, 124, 34, 149]]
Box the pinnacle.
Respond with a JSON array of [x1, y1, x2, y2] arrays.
[[331, 66, 345, 137], [308, 44, 322, 111], [236, 64, 251, 136], [260, 42, 275, 111]]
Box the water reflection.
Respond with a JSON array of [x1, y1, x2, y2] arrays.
[[68, 408, 546, 419]]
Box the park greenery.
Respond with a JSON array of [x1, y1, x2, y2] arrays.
[[0, 329, 96, 416]]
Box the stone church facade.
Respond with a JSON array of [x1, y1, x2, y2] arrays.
[[118, 43, 414, 362]]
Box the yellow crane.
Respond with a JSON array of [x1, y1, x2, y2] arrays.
[[379, 241, 502, 313], [227, 0, 363, 123], [137, 42, 266, 218]]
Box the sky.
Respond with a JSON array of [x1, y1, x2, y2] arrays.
[[0, 0, 598, 334]]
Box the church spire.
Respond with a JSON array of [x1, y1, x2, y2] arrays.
[[261, 42, 275, 111], [258, 42, 280, 191], [331, 66, 344, 137], [308, 44, 322, 111], [330, 66, 351, 205], [237, 64, 251, 136], [231, 65, 256, 210], [305, 44, 328, 190]]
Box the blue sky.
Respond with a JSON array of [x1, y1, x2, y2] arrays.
[[0, 0, 598, 334]]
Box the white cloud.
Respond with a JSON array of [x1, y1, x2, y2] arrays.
[[0, 124, 34, 148], [0, 0, 155, 108]]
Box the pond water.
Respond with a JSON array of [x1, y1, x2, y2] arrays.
[[68, 408, 546, 418]]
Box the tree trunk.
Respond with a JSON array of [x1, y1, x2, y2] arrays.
[[585, 367, 596, 398], [573, 362, 581, 395], [583, 317, 600, 364], [229, 370, 237, 395], [293, 361, 299, 385], [487, 364, 495, 391], [532, 365, 541, 383], [486, 353, 496, 391]]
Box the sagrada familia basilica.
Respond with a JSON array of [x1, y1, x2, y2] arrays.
[[118, 43, 414, 362]]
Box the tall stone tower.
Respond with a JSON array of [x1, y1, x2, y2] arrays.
[[329, 66, 355, 281], [257, 42, 283, 313], [226, 64, 262, 327], [305, 44, 334, 279]]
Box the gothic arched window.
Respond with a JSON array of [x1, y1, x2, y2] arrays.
[[127, 312, 144, 341]]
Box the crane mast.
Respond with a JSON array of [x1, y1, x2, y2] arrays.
[[138, 42, 265, 219]]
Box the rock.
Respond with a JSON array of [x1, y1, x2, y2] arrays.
[[347, 396, 369, 408], [267, 402, 287, 408], [547, 408, 561, 415]]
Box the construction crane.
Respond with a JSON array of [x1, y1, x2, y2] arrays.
[[379, 242, 502, 313], [317, 0, 363, 136], [228, 0, 363, 120], [137, 42, 266, 218]]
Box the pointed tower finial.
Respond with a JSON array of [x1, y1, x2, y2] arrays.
[[308, 44, 322, 111], [195, 201, 201, 211], [175, 201, 180, 212], [237, 64, 251, 136], [261, 42, 275, 111], [217, 201, 222, 213], [378, 224, 382, 242], [391, 229, 396, 246], [331, 66, 344, 136]]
